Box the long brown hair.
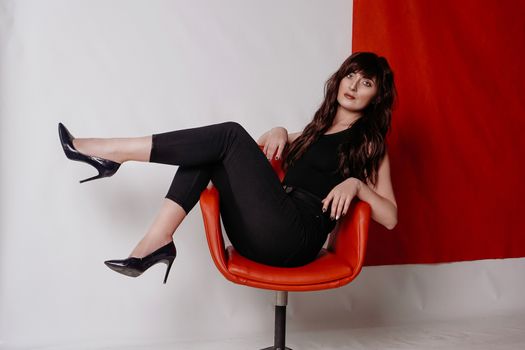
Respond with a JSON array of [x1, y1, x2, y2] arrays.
[[282, 52, 396, 187]]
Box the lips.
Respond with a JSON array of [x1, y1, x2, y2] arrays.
[[344, 93, 355, 100]]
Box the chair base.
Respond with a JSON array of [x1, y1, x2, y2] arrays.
[[261, 292, 292, 350]]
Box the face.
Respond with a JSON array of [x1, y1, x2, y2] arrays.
[[336, 72, 378, 113]]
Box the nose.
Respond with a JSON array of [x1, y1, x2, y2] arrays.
[[349, 77, 358, 91]]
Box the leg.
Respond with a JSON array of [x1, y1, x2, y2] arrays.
[[148, 123, 309, 265], [79, 122, 312, 265], [128, 163, 213, 258], [72, 136, 152, 163], [131, 159, 305, 266], [128, 198, 185, 258]]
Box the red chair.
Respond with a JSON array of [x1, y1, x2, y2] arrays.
[[199, 152, 371, 350]]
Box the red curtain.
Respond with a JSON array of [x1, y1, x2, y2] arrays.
[[353, 0, 525, 265]]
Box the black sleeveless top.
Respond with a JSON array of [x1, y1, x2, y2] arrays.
[[282, 128, 351, 199]]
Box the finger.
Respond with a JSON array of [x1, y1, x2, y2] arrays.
[[263, 143, 270, 158], [322, 194, 333, 213], [335, 196, 348, 220], [266, 144, 277, 160], [275, 142, 285, 160], [330, 193, 341, 219], [342, 197, 352, 216]]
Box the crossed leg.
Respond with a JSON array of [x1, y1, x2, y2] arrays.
[[71, 122, 301, 266], [72, 136, 187, 258]]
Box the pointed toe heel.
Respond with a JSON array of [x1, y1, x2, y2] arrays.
[[104, 241, 177, 284], [58, 122, 121, 183]]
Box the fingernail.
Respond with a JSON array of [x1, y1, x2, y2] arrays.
[[330, 215, 334, 220], [336, 215, 339, 220], [342, 212, 346, 216], [322, 207, 327, 212], [275, 156, 279, 160]]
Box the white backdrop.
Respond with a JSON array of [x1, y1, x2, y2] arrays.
[[1, 1, 525, 349]]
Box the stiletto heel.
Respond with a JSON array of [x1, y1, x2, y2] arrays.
[[80, 172, 106, 184], [104, 241, 177, 284], [163, 257, 175, 284], [58, 122, 121, 183]]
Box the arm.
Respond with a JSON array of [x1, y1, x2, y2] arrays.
[[358, 150, 397, 229], [322, 151, 398, 230], [257, 127, 302, 160], [257, 127, 301, 145], [287, 131, 301, 143]]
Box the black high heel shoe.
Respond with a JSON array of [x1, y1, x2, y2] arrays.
[[58, 122, 121, 183], [104, 241, 177, 284]]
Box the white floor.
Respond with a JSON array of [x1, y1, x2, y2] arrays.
[[25, 313, 525, 350]]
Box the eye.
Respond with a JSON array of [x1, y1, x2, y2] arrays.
[[346, 72, 355, 78], [362, 80, 373, 87]]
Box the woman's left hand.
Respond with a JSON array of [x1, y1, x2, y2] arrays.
[[321, 178, 361, 220]]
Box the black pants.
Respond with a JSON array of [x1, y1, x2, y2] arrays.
[[149, 121, 329, 267]]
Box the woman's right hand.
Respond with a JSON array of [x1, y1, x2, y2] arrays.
[[258, 127, 288, 160]]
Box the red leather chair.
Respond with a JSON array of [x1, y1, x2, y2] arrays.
[[199, 152, 371, 350]]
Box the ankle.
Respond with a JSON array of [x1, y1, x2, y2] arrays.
[[73, 138, 124, 164], [130, 235, 173, 258]]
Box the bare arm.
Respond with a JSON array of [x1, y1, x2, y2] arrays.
[[257, 127, 301, 145], [322, 151, 398, 230], [355, 151, 398, 229], [257, 127, 302, 160], [287, 131, 301, 143]]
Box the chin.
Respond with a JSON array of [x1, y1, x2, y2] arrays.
[[340, 103, 364, 114], [338, 98, 362, 112]]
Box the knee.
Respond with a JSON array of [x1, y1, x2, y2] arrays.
[[220, 121, 248, 138], [221, 121, 245, 133]]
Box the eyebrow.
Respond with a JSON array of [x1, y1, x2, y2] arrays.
[[348, 71, 376, 81]]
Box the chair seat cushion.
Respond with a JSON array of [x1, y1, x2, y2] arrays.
[[226, 247, 354, 286]]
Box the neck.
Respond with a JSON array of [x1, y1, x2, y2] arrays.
[[333, 105, 362, 127]]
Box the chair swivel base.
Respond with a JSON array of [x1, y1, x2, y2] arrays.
[[259, 302, 292, 350]]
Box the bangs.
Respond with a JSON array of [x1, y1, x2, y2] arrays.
[[344, 55, 381, 80]]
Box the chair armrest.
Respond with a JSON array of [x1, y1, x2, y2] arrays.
[[199, 187, 230, 276], [327, 200, 371, 270]]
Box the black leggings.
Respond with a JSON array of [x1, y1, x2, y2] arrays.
[[149, 121, 328, 267]]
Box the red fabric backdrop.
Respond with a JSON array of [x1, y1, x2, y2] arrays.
[[353, 0, 525, 265]]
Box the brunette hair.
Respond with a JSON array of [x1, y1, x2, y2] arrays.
[[282, 52, 396, 187]]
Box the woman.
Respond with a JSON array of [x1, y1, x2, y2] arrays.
[[58, 51, 398, 284]]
